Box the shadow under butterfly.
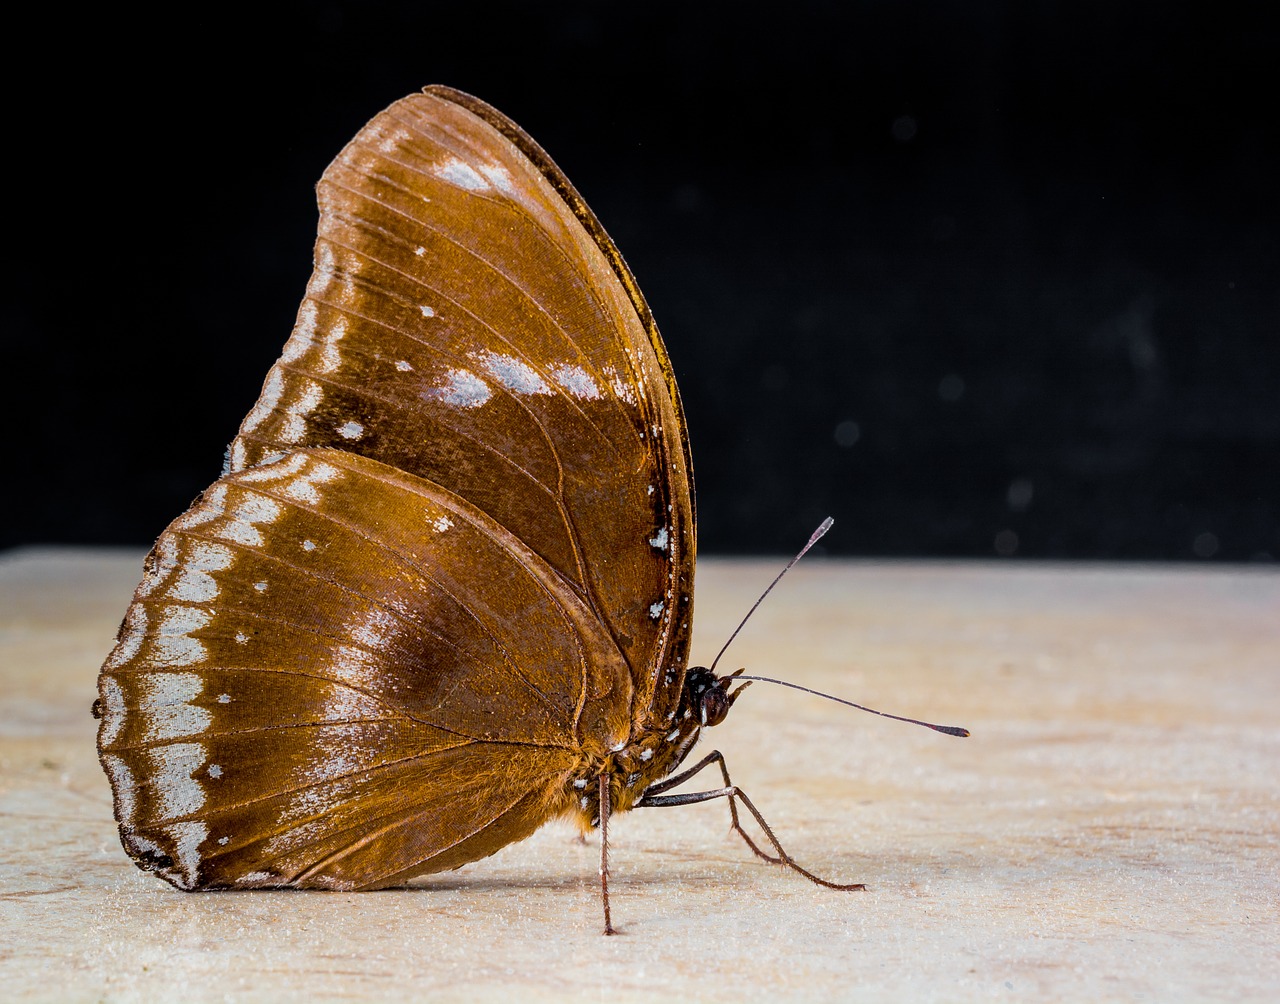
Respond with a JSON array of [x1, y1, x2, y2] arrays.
[[95, 86, 967, 935]]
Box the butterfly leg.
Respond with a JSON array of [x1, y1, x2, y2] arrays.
[[598, 773, 618, 935], [640, 750, 781, 864], [637, 755, 865, 892]]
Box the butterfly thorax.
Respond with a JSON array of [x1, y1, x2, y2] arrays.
[[562, 666, 744, 830]]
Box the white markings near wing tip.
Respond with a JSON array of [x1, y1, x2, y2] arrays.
[[424, 368, 492, 409], [336, 420, 365, 440], [437, 156, 489, 191], [550, 363, 602, 401], [475, 350, 551, 396]]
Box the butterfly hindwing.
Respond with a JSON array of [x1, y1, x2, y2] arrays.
[[99, 449, 619, 889]]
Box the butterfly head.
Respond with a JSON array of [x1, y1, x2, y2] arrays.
[[683, 666, 752, 728]]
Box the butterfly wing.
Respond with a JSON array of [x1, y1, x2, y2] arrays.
[[98, 88, 695, 888], [98, 448, 620, 889], [229, 87, 695, 723]]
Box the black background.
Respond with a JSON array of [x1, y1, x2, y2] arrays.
[[9, 2, 1277, 560]]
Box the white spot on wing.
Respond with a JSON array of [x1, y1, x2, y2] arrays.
[[302, 539, 317, 551], [648, 527, 670, 551], [168, 541, 234, 603], [103, 754, 136, 824], [166, 820, 209, 888], [649, 600, 665, 620], [424, 368, 492, 408], [141, 672, 211, 742], [152, 607, 211, 667], [438, 156, 489, 190], [213, 493, 281, 548], [479, 162, 514, 193], [106, 604, 148, 669], [336, 420, 364, 440], [551, 363, 602, 400], [395, 359, 413, 372], [242, 367, 285, 434], [476, 350, 551, 396], [279, 460, 341, 505], [253, 581, 268, 593], [149, 742, 208, 818], [431, 515, 453, 533], [281, 302, 318, 364], [419, 304, 435, 318], [98, 677, 126, 745], [174, 484, 228, 530], [207, 764, 223, 778]]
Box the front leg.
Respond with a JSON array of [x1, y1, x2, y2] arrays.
[[639, 750, 781, 864], [637, 750, 865, 891]]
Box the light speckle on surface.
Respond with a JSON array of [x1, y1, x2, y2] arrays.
[[414, 246, 425, 256], [302, 539, 317, 551], [419, 304, 436, 318], [336, 420, 365, 440], [573, 779, 587, 789], [476, 350, 551, 396], [550, 363, 601, 400], [431, 515, 453, 533], [395, 359, 413, 371], [207, 764, 223, 778], [234, 631, 248, 645], [254, 581, 267, 592], [424, 368, 492, 408], [639, 748, 653, 761], [648, 527, 669, 551], [217, 836, 229, 846], [217, 693, 231, 703], [649, 600, 664, 619], [665, 729, 680, 742]]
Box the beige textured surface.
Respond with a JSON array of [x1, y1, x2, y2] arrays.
[[1, 547, 1276, 1001]]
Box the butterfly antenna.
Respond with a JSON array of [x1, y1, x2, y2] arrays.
[[708, 517, 834, 674], [732, 676, 969, 737]]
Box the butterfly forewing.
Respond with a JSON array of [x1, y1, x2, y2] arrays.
[[99, 87, 700, 892], [227, 88, 694, 711]]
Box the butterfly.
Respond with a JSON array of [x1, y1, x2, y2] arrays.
[[95, 86, 881, 934]]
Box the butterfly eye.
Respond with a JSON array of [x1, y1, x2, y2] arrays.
[[698, 684, 732, 727]]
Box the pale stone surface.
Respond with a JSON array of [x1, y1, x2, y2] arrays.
[[1, 547, 1276, 1001]]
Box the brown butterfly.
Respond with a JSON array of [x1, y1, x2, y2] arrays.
[[97, 86, 956, 934]]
